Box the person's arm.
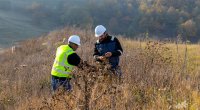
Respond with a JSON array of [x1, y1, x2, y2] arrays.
[[93, 43, 102, 61], [111, 38, 123, 57], [67, 53, 81, 66]]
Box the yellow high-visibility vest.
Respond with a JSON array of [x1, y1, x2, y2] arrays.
[[51, 45, 75, 78]]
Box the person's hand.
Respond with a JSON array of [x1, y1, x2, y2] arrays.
[[98, 56, 106, 61], [77, 60, 84, 69], [105, 52, 112, 58]]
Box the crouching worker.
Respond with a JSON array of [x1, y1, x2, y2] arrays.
[[51, 35, 83, 93]]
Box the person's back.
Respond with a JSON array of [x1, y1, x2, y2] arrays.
[[52, 45, 75, 78]]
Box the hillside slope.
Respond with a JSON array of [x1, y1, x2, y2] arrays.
[[0, 27, 200, 110]]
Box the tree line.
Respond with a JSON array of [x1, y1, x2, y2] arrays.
[[8, 0, 200, 42]]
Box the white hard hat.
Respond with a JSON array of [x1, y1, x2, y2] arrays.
[[95, 25, 106, 37], [68, 35, 81, 45]]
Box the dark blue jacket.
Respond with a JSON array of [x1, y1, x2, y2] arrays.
[[93, 35, 123, 68]]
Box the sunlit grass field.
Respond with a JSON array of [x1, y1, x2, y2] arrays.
[[0, 27, 200, 110]]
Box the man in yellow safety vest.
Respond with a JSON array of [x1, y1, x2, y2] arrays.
[[51, 35, 82, 92]]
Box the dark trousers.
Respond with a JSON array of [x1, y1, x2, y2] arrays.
[[111, 66, 122, 77], [51, 75, 72, 92]]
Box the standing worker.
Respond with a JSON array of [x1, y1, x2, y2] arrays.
[[93, 25, 123, 77], [51, 35, 82, 92]]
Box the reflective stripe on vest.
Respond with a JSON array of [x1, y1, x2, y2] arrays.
[[52, 67, 70, 74], [51, 45, 74, 78]]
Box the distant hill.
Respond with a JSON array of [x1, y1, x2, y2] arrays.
[[0, 9, 55, 48], [0, 0, 11, 10], [1, 0, 200, 46]]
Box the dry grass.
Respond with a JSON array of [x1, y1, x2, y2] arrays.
[[0, 27, 200, 110]]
